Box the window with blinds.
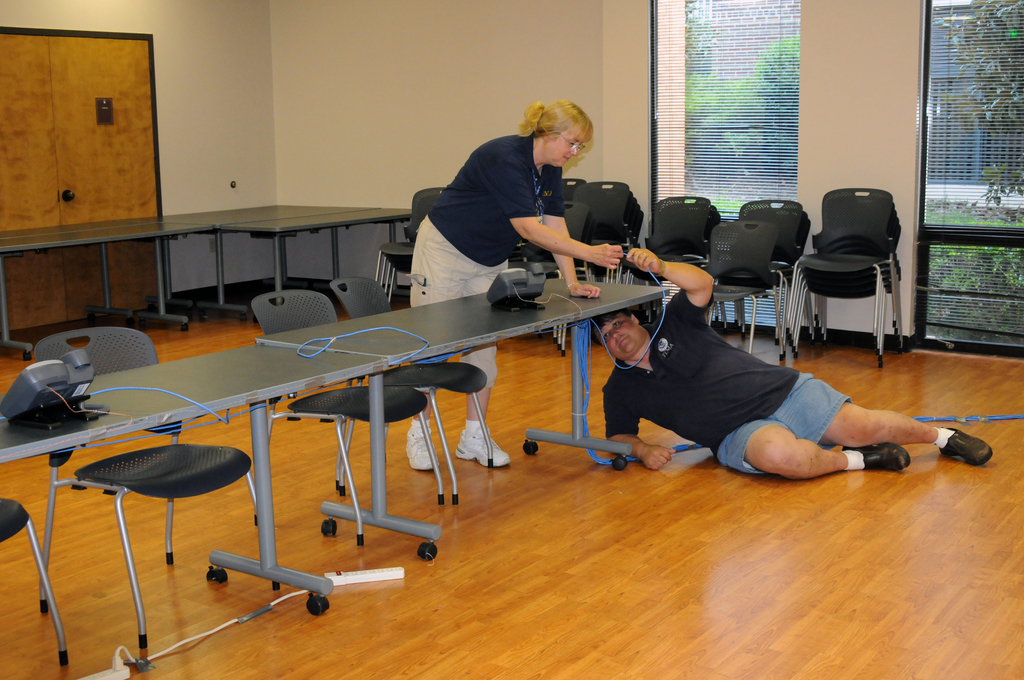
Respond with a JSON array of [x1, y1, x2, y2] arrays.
[[652, 0, 800, 218], [919, 0, 1024, 351]]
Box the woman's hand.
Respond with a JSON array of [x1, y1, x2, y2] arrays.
[[588, 243, 624, 269], [625, 248, 663, 275], [567, 282, 601, 298]]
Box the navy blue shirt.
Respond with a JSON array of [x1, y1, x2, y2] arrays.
[[429, 135, 565, 266], [602, 292, 800, 454]]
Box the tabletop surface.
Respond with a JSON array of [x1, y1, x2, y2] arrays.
[[218, 207, 412, 232], [0, 280, 661, 463]]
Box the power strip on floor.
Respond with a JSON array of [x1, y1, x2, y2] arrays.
[[325, 567, 404, 586], [75, 657, 130, 680]]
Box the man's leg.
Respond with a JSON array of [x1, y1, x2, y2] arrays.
[[822, 403, 993, 466], [745, 425, 849, 479], [821, 403, 938, 448]]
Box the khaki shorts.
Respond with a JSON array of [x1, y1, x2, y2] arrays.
[[409, 217, 506, 387]]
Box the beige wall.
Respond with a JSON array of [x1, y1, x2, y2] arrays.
[[2, 0, 925, 333], [798, 0, 923, 333]]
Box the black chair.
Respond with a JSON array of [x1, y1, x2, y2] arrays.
[[331, 277, 496, 496], [705, 220, 779, 354], [623, 196, 713, 286], [573, 181, 644, 253], [377, 187, 444, 300], [0, 498, 68, 666], [251, 289, 337, 335], [562, 177, 587, 201], [34, 327, 257, 650], [738, 200, 811, 360], [253, 289, 444, 541], [788, 189, 902, 367]]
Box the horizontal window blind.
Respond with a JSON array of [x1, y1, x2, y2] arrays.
[[920, 0, 1024, 350], [653, 0, 800, 218]]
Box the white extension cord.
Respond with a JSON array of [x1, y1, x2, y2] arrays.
[[74, 566, 404, 679]]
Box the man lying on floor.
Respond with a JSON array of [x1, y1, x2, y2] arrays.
[[596, 248, 992, 478]]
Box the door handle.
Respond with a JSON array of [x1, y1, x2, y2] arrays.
[[61, 189, 75, 202]]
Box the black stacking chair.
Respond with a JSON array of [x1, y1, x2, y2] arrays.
[[331, 277, 496, 500], [705, 221, 779, 354], [738, 200, 811, 359], [0, 498, 68, 666], [377, 187, 444, 300], [253, 289, 444, 541], [34, 327, 257, 650], [622, 196, 713, 286], [562, 177, 587, 201], [573, 181, 644, 281], [788, 189, 902, 367]]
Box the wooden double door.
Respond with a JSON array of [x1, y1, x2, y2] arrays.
[[0, 29, 160, 329]]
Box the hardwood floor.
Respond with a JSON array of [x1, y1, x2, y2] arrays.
[[1, 301, 1023, 679]]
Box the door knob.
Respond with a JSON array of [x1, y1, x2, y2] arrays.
[[61, 189, 75, 202]]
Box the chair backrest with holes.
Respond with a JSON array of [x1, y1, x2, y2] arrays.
[[34, 327, 159, 374], [251, 290, 337, 335], [329, 277, 391, 319]]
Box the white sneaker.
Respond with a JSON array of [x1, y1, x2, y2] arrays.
[[456, 429, 511, 467], [406, 424, 433, 471]]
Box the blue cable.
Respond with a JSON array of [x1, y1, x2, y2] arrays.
[[296, 326, 430, 364], [89, 386, 230, 423]]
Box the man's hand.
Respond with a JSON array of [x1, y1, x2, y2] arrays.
[[633, 442, 674, 470], [625, 248, 663, 275], [588, 243, 623, 269], [567, 282, 601, 298]]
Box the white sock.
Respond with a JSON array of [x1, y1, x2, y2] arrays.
[[465, 419, 483, 434], [933, 427, 954, 448], [843, 451, 865, 471], [411, 419, 430, 436]]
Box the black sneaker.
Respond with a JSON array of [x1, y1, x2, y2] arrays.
[[856, 443, 911, 471], [939, 429, 993, 466]]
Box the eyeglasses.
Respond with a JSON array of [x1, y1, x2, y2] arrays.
[[601, 318, 627, 341], [561, 134, 586, 153]]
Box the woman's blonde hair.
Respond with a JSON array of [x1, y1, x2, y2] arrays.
[[517, 100, 593, 143]]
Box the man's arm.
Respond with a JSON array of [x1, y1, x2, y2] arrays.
[[610, 434, 675, 471], [625, 248, 713, 308]]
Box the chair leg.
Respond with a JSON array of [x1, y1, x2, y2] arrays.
[[40, 463, 60, 614], [164, 499, 174, 565], [335, 419, 356, 496], [244, 472, 257, 526], [426, 389, 459, 505], [25, 516, 68, 666], [469, 392, 496, 469], [113, 489, 148, 650], [333, 417, 364, 545], [747, 297, 758, 354], [415, 412, 445, 505]]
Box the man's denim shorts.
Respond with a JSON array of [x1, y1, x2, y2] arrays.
[[715, 373, 851, 474]]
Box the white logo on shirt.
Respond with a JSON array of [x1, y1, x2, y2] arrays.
[[657, 337, 672, 355]]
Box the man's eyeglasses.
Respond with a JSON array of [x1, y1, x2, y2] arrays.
[[561, 134, 586, 153]]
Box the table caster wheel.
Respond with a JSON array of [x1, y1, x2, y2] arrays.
[[417, 541, 438, 561], [240, 312, 247, 321], [321, 518, 337, 536], [125, 317, 135, 327], [306, 593, 330, 616], [523, 439, 539, 455], [22, 350, 32, 361], [206, 566, 228, 584], [87, 313, 96, 326], [180, 322, 189, 332], [612, 455, 628, 471], [138, 318, 146, 327]]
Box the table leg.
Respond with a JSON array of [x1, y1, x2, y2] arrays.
[[136, 238, 189, 328], [0, 253, 33, 359], [83, 243, 134, 322], [145, 238, 194, 313], [210, 400, 335, 595], [196, 231, 247, 319], [320, 372, 442, 541], [525, 324, 632, 455]]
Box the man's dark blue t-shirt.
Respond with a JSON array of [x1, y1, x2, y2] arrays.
[[429, 135, 565, 267], [602, 292, 800, 454]]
